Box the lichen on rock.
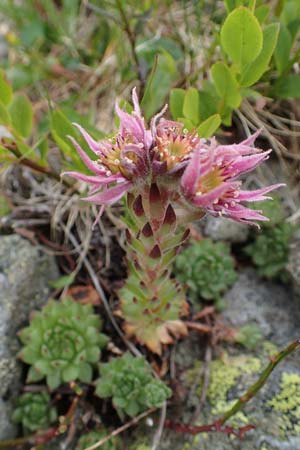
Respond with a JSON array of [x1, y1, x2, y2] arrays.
[[267, 372, 300, 438]]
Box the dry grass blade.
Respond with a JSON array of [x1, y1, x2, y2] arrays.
[[84, 408, 157, 450]]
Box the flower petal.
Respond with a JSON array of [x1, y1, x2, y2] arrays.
[[73, 123, 101, 154], [84, 181, 132, 205], [68, 136, 106, 175], [237, 183, 285, 202], [62, 171, 126, 185], [181, 149, 201, 197], [192, 182, 231, 207]]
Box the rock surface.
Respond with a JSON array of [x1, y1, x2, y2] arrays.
[[130, 270, 300, 450], [0, 234, 59, 439], [286, 239, 300, 300], [203, 216, 249, 243]]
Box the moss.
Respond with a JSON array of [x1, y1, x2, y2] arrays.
[[267, 372, 300, 437]]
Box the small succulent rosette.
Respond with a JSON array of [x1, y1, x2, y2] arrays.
[[95, 352, 171, 418], [19, 297, 108, 389], [12, 392, 57, 433]]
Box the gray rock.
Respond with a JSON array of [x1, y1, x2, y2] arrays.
[[223, 269, 299, 346], [203, 216, 249, 243], [0, 399, 16, 440], [286, 240, 300, 300], [0, 234, 59, 439]]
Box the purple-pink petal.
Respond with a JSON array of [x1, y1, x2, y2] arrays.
[[62, 171, 126, 185], [181, 149, 201, 197], [73, 123, 102, 155], [237, 183, 285, 202], [67, 136, 106, 175], [230, 150, 272, 177], [192, 182, 231, 207], [83, 181, 132, 205]]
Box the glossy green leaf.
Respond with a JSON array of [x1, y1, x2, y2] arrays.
[[182, 87, 199, 124], [221, 7, 263, 69], [169, 88, 185, 119], [224, 0, 236, 12], [141, 51, 178, 119], [197, 114, 221, 138], [255, 5, 270, 23], [211, 62, 241, 108], [241, 23, 280, 87], [9, 94, 33, 137], [177, 117, 194, 131], [0, 71, 13, 106], [0, 101, 11, 125], [274, 23, 292, 75], [50, 109, 87, 171], [273, 74, 300, 98], [198, 85, 219, 121]]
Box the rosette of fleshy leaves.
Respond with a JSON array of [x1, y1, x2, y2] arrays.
[[245, 222, 292, 279], [174, 239, 237, 308], [76, 430, 118, 450], [61, 88, 284, 352], [12, 392, 57, 433], [245, 198, 293, 280], [19, 298, 108, 390], [95, 352, 171, 418]]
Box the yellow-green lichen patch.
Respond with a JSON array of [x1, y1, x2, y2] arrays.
[[259, 444, 273, 450], [207, 354, 261, 423], [262, 341, 278, 357], [185, 353, 261, 428], [267, 372, 300, 437]]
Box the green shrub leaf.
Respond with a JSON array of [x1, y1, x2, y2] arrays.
[[0, 101, 11, 125], [141, 51, 178, 119], [169, 88, 185, 119], [182, 87, 199, 124], [274, 23, 292, 75], [9, 94, 33, 137], [211, 62, 241, 108], [0, 71, 13, 106], [241, 23, 280, 87], [273, 74, 300, 98], [197, 114, 221, 138], [221, 6, 263, 69], [255, 5, 270, 24]]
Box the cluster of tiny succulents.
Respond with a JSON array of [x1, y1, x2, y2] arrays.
[[12, 392, 57, 433], [95, 352, 171, 418], [76, 430, 117, 450], [174, 238, 237, 308], [62, 88, 283, 353], [245, 198, 292, 280], [19, 297, 108, 390]]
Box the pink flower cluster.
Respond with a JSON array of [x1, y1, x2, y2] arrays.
[[63, 89, 283, 226]]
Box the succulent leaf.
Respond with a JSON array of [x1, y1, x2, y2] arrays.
[[12, 392, 57, 433], [95, 352, 171, 417], [19, 298, 108, 389], [76, 430, 118, 450], [174, 239, 237, 305], [245, 222, 292, 280]]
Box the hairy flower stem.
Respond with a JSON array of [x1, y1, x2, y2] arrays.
[[165, 340, 300, 437], [118, 183, 198, 353]]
